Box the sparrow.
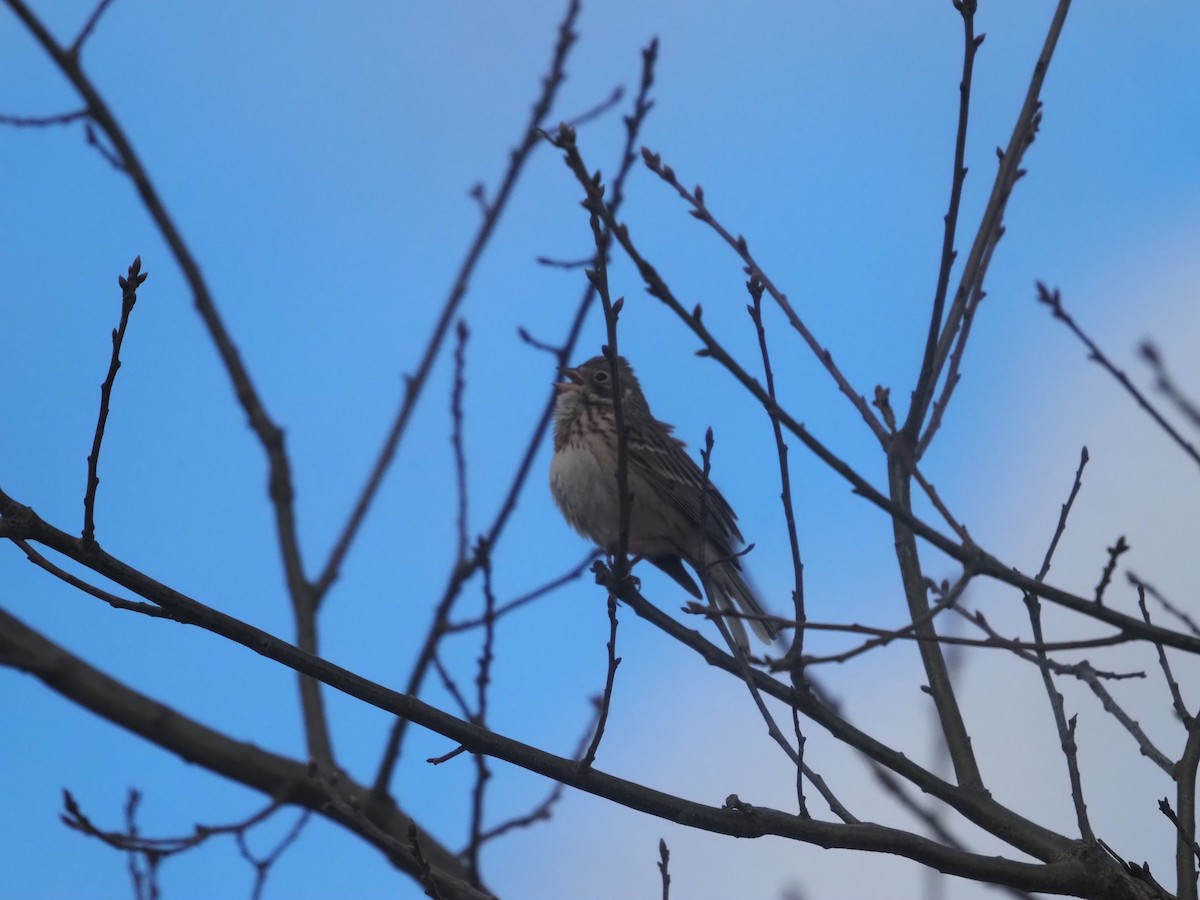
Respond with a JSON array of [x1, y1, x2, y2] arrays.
[[550, 355, 778, 648]]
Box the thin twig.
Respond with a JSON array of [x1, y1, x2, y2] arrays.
[[427, 745, 468, 766], [83, 119, 125, 169], [564, 85, 624, 129], [15, 538, 173, 619], [912, 465, 971, 543], [1129, 572, 1200, 638], [1161, 797, 1200, 870], [451, 320, 471, 562], [0, 108, 89, 126], [746, 276, 805, 658], [62, 789, 285, 860], [1093, 535, 1129, 605], [466, 542, 497, 885], [1069, 662, 1171, 774], [907, 0, 982, 448], [965, 611, 1171, 773], [802, 763, 857, 825], [777, 571, 971, 669], [431, 654, 473, 721], [534, 254, 594, 271], [1140, 340, 1200, 430], [446, 552, 596, 632], [791, 707, 810, 818], [916, 0, 1074, 454], [236, 809, 312, 900], [944, 610, 1137, 662], [1021, 446, 1094, 842], [124, 790, 156, 900], [919, 228, 999, 460], [83, 257, 146, 547], [71, 0, 120, 56], [1135, 584, 1192, 727], [640, 150, 887, 446], [475, 701, 600, 846], [579, 592, 621, 771], [573, 110, 632, 773], [1040, 447, 1088, 584], [713, 609, 803, 771], [1038, 282, 1200, 469], [657, 838, 670, 900]]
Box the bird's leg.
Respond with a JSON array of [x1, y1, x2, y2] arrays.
[[601, 545, 643, 592]]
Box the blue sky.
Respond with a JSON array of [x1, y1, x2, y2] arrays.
[[3, 2, 1200, 898]]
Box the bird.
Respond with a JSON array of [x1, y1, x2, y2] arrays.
[[549, 354, 779, 648]]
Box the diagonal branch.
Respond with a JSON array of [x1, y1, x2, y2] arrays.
[[13, 538, 171, 619], [370, 32, 658, 797], [1039, 282, 1200, 470], [1021, 447, 1095, 842], [547, 126, 1200, 658], [886, 452, 982, 790], [0, 592, 1098, 896], [3, 488, 1158, 893], [640, 151, 888, 446], [592, 567, 1080, 866], [1140, 340, 1200, 431], [0, 605, 487, 900], [312, 0, 583, 605], [908, 0, 982, 447], [3, 0, 332, 767], [1135, 583, 1192, 727], [912, 0, 1074, 452]]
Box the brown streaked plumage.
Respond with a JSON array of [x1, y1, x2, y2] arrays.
[[549, 355, 779, 647]]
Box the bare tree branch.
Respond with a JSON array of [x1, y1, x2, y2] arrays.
[[313, 0, 583, 605], [371, 32, 658, 797], [2, 0, 336, 767], [914, 0, 1075, 454], [83, 257, 146, 547], [640, 151, 889, 446], [1038, 282, 1200, 470], [1172, 719, 1200, 900], [746, 276, 806, 656], [908, 0, 983, 449], [0, 605, 485, 897]]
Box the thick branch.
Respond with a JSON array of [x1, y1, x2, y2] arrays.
[[0, 605, 488, 900], [887, 455, 982, 790], [1, 491, 1102, 889]]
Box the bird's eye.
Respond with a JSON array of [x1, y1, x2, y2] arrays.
[[593, 371, 609, 383]]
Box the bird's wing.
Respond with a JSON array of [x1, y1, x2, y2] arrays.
[[625, 416, 745, 549]]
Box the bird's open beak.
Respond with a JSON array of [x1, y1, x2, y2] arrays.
[[554, 366, 584, 394]]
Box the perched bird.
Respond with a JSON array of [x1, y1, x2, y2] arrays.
[[550, 355, 779, 648]]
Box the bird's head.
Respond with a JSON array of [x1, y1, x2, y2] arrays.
[[555, 355, 646, 413]]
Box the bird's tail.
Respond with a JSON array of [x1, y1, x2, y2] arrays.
[[702, 559, 779, 649]]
